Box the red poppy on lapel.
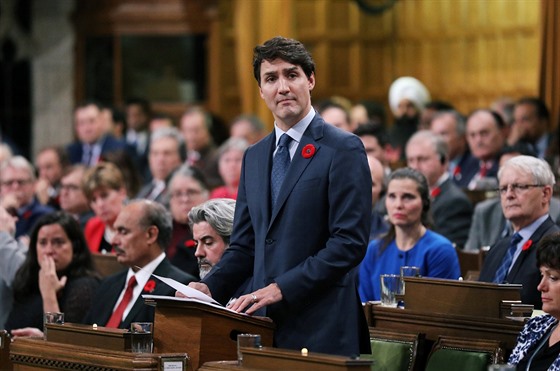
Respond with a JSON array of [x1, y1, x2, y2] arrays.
[[143, 279, 156, 293], [430, 187, 441, 198], [302, 144, 316, 159], [522, 240, 533, 251], [22, 210, 32, 220], [184, 239, 196, 248]]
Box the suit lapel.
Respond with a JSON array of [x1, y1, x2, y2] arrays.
[[122, 260, 170, 326], [259, 134, 275, 223], [269, 118, 324, 228], [508, 217, 554, 279]]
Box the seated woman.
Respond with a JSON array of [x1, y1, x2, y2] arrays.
[[5, 211, 100, 336], [509, 233, 560, 369], [82, 162, 128, 253], [359, 167, 461, 302], [210, 137, 249, 200], [167, 165, 210, 277]]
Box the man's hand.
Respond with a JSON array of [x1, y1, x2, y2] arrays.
[[0, 206, 17, 236], [228, 283, 283, 315], [11, 327, 44, 339]]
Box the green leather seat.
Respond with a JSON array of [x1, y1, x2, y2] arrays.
[[425, 348, 490, 371], [362, 336, 417, 371]]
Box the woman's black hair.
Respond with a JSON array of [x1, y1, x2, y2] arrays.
[[12, 211, 97, 301]]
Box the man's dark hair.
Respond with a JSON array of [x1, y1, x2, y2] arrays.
[[353, 122, 388, 147], [425, 100, 454, 111], [517, 97, 550, 121], [467, 109, 506, 129], [252, 36, 315, 86], [125, 97, 152, 117]]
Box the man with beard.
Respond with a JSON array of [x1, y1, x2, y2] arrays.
[[387, 76, 431, 161], [189, 198, 236, 279]]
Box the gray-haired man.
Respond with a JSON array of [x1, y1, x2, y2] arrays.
[[189, 198, 236, 279]]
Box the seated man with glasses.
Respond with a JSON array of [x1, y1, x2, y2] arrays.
[[479, 155, 559, 309], [0, 156, 55, 239]]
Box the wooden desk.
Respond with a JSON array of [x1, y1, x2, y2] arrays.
[[200, 347, 372, 371], [146, 297, 275, 370], [9, 337, 186, 371], [369, 305, 524, 350]]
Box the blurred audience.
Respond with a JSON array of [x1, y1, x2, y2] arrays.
[[180, 106, 222, 189], [66, 101, 127, 167], [229, 114, 266, 145], [464, 109, 506, 189], [167, 165, 210, 277], [406, 130, 473, 248], [34, 146, 69, 209], [210, 138, 249, 200], [82, 163, 128, 253], [136, 127, 183, 204], [59, 165, 94, 229], [0, 156, 55, 239]]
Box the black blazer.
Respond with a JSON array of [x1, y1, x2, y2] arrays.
[[66, 134, 128, 165], [83, 258, 196, 329], [431, 178, 473, 248], [479, 216, 560, 309]]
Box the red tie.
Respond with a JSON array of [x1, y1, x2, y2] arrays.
[[105, 275, 137, 328], [479, 161, 489, 177]]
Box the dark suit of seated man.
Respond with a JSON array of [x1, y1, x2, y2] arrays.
[[478, 156, 560, 309], [406, 130, 473, 248], [83, 200, 196, 329]]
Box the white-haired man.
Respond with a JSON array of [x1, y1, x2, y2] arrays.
[[479, 156, 560, 309]]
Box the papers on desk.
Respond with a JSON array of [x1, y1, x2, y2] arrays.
[[142, 274, 239, 314]]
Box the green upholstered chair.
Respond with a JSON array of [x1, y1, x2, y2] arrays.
[[424, 336, 505, 371], [364, 329, 425, 371]]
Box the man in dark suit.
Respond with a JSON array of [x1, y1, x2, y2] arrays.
[[135, 127, 183, 204], [188, 36, 371, 357], [0, 156, 55, 239], [429, 110, 479, 188], [66, 101, 128, 167], [83, 200, 196, 329], [463, 109, 507, 190], [406, 130, 473, 248], [479, 156, 559, 309]]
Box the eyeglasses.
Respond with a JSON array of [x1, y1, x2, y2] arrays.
[[170, 189, 204, 199], [1, 179, 32, 187], [497, 183, 544, 195]]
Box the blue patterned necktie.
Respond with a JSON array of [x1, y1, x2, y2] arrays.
[[270, 134, 292, 206], [493, 232, 523, 283]]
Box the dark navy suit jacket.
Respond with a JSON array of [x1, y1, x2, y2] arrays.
[[83, 258, 196, 329], [203, 114, 372, 356], [479, 216, 560, 309], [66, 134, 128, 165]]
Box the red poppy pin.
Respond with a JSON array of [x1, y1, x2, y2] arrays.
[[143, 280, 156, 293], [430, 187, 441, 198], [302, 144, 316, 159], [184, 239, 197, 248], [522, 240, 533, 251], [22, 210, 32, 220]]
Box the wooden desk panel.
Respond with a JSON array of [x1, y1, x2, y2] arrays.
[[9, 337, 162, 370], [369, 305, 524, 350]]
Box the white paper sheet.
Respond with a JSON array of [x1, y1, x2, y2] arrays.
[[151, 273, 220, 305]]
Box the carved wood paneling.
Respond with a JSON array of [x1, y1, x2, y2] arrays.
[[74, 0, 540, 128]]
